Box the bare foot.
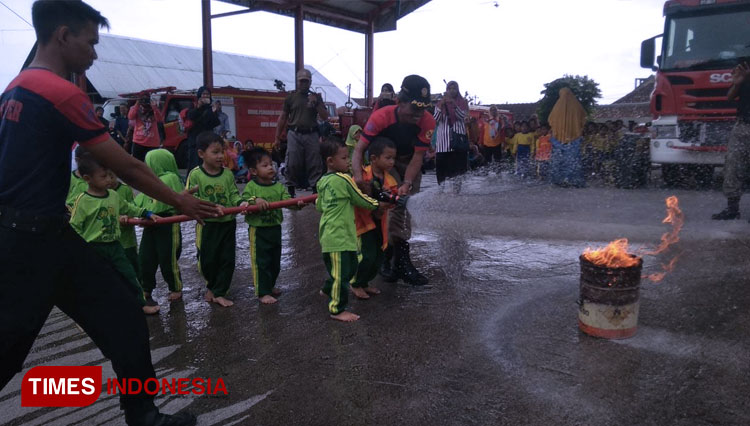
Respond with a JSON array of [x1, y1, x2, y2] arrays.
[[271, 288, 282, 297], [204, 290, 214, 302], [364, 286, 381, 295], [211, 296, 234, 307], [168, 291, 182, 301], [259, 295, 278, 304], [351, 287, 370, 300], [330, 311, 360, 322], [142, 305, 160, 315]]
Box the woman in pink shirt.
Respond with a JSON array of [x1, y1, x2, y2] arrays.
[[128, 96, 163, 161]]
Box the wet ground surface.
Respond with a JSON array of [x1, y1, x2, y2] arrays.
[[3, 170, 750, 425]]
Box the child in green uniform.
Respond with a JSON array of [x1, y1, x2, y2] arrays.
[[66, 145, 91, 210], [351, 137, 398, 299], [239, 148, 306, 304], [139, 149, 185, 303], [186, 132, 243, 307], [107, 171, 142, 292], [69, 156, 160, 315], [316, 137, 379, 322]]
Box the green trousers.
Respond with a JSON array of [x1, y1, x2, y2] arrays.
[[196, 220, 236, 298], [123, 246, 140, 283], [139, 222, 183, 293], [90, 241, 146, 306], [249, 225, 281, 297], [322, 251, 357, 315], [352, 228, 383, 288]]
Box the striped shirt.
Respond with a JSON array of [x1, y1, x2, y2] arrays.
[[433, 104, 467, 153]]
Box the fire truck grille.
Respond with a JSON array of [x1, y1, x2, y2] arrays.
[[678, 121, 734, 146]]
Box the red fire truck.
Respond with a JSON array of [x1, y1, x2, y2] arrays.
[[640, 0, 750, 186], [103, 86, 337, 167]]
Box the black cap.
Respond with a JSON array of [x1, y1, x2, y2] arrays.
[[398, 75, 432, 107]]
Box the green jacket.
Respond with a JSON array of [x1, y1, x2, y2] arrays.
[[241, 179, 291, 227], [142, 149, 184, 215], [70, 190, 147, 243], [316, 172, 378, 253], [66, 170, 88, 209], [186, 166, 242, 223]]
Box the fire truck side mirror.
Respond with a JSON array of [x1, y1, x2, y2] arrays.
[[640, 35, 661, 71], [640, 38, 655, 69]]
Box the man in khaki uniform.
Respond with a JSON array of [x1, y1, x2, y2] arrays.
[[275, 69, 329, 197]]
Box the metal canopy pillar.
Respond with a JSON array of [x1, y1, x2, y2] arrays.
[[364, 20, 374, 106], [294, 4, 304, 90], [201, 0, 214, 88]]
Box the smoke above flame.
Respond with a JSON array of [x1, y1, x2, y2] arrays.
[[582, 196, 684, 282]]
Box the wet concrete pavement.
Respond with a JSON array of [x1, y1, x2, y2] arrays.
[[3, 171, 750, 425]]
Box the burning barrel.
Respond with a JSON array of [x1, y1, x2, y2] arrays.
[[578, 240, 643, 339]]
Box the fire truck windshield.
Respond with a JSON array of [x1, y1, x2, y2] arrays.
[[661, 10, 750, 71]]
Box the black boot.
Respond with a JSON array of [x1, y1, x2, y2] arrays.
[[379, 245, 397, 282], [712, 197, 740, 220], [394, 240, 428, 286]]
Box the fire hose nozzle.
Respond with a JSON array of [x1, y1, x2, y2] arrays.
[[375, 190, 409, 208]]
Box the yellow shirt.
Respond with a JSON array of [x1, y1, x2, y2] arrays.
[[512, 132, 536, 155]]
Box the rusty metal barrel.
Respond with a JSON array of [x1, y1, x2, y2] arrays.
[[578, 254, 643, 339]]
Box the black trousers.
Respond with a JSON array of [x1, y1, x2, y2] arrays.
[[131, 143, 157, 162], [436, 151, 469, 184], [481, 145, 504, 164], [0, 223, 157, 416]]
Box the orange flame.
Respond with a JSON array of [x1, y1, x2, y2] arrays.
[[642, 196, 684, 256], [583, 238, 640, 268], [581, 196, 684, 282], [644, 255, 681, 282]]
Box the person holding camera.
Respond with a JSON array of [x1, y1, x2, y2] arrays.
[[275, 68, 329, 197], [433, 80, 473, 186], [128, 95, 163, 162]]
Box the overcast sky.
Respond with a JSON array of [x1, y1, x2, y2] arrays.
[[0, 0, 665, 104]]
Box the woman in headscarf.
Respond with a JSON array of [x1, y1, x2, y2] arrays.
[[433, 81, 472, 187], [372, 83, 396, 111], [548, 87, 588, 187]]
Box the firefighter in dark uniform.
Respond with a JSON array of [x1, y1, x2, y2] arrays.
[[713, 61, 750, 220], [351, 75, 436, 286], [0, 2, 217, 425]]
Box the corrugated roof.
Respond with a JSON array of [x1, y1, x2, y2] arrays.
[[216, 0, 432, 34], [87, 34, 355, 107]]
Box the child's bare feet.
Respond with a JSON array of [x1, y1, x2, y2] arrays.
[[351, 287, 370, 300], [168, 291, 182, 301], [211, 296, 234, 307], [204, 290, 214, 302], [259, 295, 278, 304], [271, 288, 282, 297], [364, 286, 381, 295], [142, 305, 160, 315], [330, 311, 360, 322]]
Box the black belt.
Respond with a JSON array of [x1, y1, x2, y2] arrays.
[[289, 126, 318, 135], [0, 206, 68, 234]]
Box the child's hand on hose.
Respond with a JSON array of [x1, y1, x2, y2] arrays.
[[255, 198, 270, 211], [239, 201, 250, 215]]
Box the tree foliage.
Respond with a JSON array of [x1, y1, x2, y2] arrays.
[[537, 75, 602, 124]]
